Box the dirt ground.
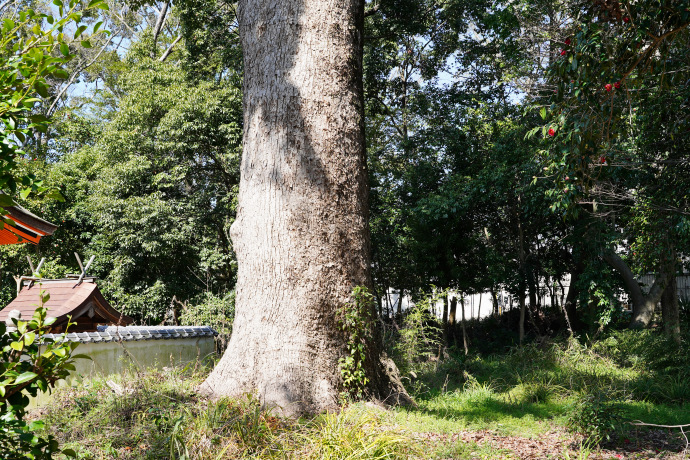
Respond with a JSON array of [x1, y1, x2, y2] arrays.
[[414, 427, 689, 459]]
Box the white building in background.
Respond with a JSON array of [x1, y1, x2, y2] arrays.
[[381, 270, 690, 321], [381, 287, 514, 320]]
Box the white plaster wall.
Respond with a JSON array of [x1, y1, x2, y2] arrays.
[[30, 337, 216, 408]]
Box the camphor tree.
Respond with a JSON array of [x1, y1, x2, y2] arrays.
[[200, 0, 408, 413]]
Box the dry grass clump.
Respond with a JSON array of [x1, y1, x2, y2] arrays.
[[40, 366, 416, 459]]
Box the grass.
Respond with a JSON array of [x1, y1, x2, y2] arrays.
[[40, 367, 417, 459], [37, 329, 690, 459]]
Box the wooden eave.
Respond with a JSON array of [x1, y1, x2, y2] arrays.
[[0, 281, 133, 332], [1, 205, 57, 245]]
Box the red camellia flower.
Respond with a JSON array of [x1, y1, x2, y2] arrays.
[[614, 81, 621, 89], [560, 49, 566, 56], [600, 156, 607, 164], [623, 17, 630, 23], [548, 128, 556, 137], [565, 38, 571, 45], [605, 83, 613, 92]]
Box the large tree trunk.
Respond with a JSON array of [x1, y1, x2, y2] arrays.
[[200, 0, 407, 414], [602, 251, 670, 329]]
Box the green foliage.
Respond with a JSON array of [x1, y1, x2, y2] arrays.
[[392, 288, 442, 375], [532, 0, 690, 317], [338, 286, 375, 400], [566, 391, 622, 444], [0, 293, 84, 459], [179, 291, 235, 352], [0, 0, 244, 323], [0, 0, 107, 203], [1, 39, 244, 322]]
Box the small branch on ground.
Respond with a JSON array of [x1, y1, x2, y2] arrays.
[[629, 420, 689, 454]]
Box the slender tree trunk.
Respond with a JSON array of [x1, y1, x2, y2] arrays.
[[518, 283, 526, 345], [564, 266, 581, 330], [558, 279, 565, 309], [490, 287, 498, 316], [396, 290, 403, 317], [460, 296, 468, 355], [476, 293, 482, 320], [517, 198, 527, 344], [448, 296, 457, 324], [200, 0, 408, 414], [442, 292, 449, 325]]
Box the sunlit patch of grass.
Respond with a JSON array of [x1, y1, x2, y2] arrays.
[[621, 400, 690, 426], [287, 405, 418, 460], [392, 331, 688, 445], [391, 384, 567, 437]]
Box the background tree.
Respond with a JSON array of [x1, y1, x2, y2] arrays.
[[538, 0, 690, 333], [0, 1, 243, 324]]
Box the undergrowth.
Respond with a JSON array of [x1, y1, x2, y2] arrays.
[[40, 366, 415, 459], [36, 328, 689, 458], [393, 329, 689, 448]]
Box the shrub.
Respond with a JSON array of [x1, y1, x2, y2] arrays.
[[179, 291, 235, 352], [0, 299, 83, 459], [566, 390, 622, 444]]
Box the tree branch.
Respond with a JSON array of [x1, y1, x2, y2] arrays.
[[364, 5, 380, 17], [152, 1, 170, 46], [602, 250, 645, 307], [159, 35, 181, 62], [47, 30, 116, 117], [0, 0, 13, 13], [629, 420, 688, 454]]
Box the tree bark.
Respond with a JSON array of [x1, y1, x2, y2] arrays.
[[661, 261, 680, 345], [602, 251, 670, 329], [460, 296, 468, 355], [200, 0, 408, 414], [564, 265, 581, 329], [490, 287, 499, 316], [448, 295, 457, 324]]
